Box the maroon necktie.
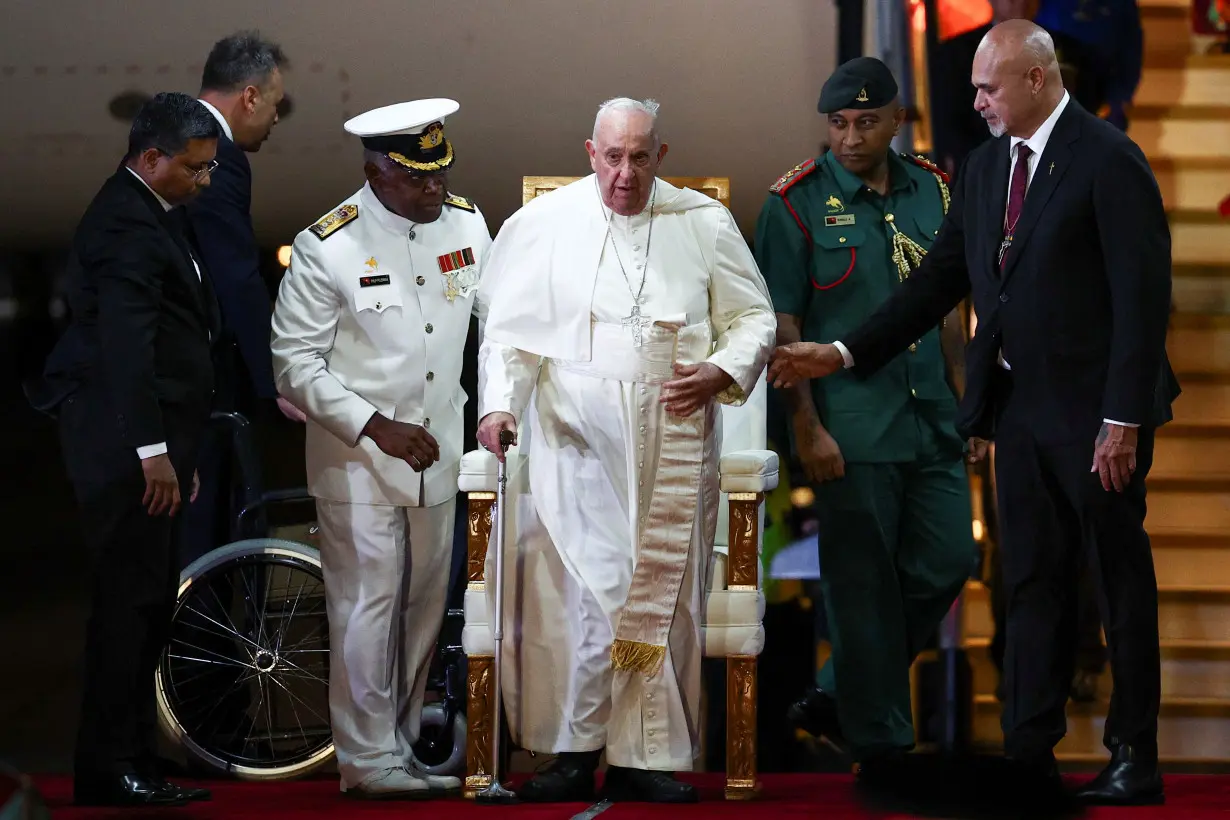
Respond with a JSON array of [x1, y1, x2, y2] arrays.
[[999, 144, 1033, 269]]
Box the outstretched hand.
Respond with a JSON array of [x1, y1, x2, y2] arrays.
[[766, 342, 844, 388]]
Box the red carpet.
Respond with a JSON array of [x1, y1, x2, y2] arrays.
[[29, 773, 1230, 819]]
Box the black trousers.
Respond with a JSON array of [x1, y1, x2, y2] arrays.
[[994, 391, 1160, 760], [60, 392, 200, 780]]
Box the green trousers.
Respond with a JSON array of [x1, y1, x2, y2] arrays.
[[813, 429, 976, 760]]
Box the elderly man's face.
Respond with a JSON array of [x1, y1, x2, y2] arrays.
[[972, 45, 1043, 138], [144, 138, 218, 205], [586, 111, 669, 216]]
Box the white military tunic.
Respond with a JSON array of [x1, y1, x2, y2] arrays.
[[272, 183, 491, 788], [478, 176, 774, 771]]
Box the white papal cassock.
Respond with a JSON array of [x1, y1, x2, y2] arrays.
[[477, 175, 775, 771]]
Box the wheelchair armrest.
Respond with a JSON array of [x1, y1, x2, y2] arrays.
[[718, 449, 780, 494], [459, 449, 500, 493]]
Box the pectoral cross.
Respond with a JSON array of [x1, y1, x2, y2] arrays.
[[621, 302, 651, 347], [998, 235, 1012, 267]]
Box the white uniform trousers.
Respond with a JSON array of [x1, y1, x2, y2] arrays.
[[315, 497, 455, 788]]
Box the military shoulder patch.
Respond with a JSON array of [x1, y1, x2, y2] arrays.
[[309, 204, 359, 240], [768, 158, 818, 196], [901, 153, 950, 185], [444, 193, 476, 212]]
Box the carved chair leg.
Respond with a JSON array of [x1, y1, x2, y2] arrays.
[[724, 493, 763, 800], [725, 655, 760, 800], [463, 492, 496, 799]]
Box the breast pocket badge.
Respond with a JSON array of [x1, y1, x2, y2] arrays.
[[437, 248, 478, 303]]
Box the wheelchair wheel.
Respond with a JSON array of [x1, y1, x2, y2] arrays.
[[155, 538, 334, 781], [411, 702, 466, 776]]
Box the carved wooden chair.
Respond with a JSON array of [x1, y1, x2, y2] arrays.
[[458, 176, 779, 800]]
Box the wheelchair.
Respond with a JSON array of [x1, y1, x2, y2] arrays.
[[154, 411, 469, 781]]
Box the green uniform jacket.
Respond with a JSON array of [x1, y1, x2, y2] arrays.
[[755, 150, 964, 464]]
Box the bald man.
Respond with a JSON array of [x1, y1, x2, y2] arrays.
[[767, 20, 1177, 806]]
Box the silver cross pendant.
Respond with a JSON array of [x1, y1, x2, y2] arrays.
[[621, 303, 651, 347]]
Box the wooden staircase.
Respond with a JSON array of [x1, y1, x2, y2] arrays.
[[961, 0, 1230, 766]]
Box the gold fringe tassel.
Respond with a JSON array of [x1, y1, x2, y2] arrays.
[[610, 639, 667, 676], [886, 215, 929, 282]]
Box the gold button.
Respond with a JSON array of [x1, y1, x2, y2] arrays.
[[911, 388, 918, 397], [839, 236, 847, 244], [884, 213, 895, 223], [426, 371, 434, 381], [934, 230, 939, 236], [909, 343, 917, 352], [416, 276, 425, 285], [425, 323, 433, 333]]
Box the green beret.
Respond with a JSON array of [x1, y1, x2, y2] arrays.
[[817, 56, 899, 114]]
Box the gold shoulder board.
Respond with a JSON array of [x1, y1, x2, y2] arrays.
[[768, 158, 818, 196], [444, 194, 476, 213], [309, 204, 359, 240]]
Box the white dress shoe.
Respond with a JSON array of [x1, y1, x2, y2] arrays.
[[406, 762, 462, 793], [344, 767, 432, 799]]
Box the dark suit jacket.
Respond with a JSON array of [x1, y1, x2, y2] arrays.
[[35, 168, 220, 483], [845, 100, 1178, 443], [186, 133, 276, 408]]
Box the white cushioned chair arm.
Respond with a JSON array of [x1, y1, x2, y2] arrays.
[[718, 449, 780, 493], [459, 449, 500, 493], [461, 587, 494, 656], [702, 588, 766, 657]]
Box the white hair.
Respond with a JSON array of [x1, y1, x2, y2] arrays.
[[593, 97, 661, 146]]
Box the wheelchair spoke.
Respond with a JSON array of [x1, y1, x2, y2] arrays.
[[272, 573, 311, 655], [237, 562, 271, 650], [183, 603, 265, 655]]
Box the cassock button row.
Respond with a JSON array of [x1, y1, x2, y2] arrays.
[[648, 730, 655, 737], [425, 323, 434, 333], [648, 710, 656, 718], [647, 693, 654, 701], [649, 746, 658, 754], [416, 276, 425, 286]]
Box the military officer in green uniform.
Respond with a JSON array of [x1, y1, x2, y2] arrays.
[[754, 57, 976, 774]]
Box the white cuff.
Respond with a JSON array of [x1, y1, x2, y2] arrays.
[[137, 442, 168, 460], [1103, 419, 1140, 428], [832, 340, 854, 369]]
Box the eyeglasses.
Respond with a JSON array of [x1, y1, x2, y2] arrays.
[[189, 159, 219, 182]]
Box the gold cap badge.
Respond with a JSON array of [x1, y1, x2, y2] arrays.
[[418, 122, 444, 151], [856, 87, 870, 102]]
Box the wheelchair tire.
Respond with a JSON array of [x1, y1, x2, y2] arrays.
[[155, 538, 335, 781], [411, 702, 466, 776]]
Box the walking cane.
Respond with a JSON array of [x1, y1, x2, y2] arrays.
[[476, 429, 517, 805]]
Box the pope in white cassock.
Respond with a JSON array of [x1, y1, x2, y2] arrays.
[[475, 97, 776, 804], [271, 99, 491, 800]]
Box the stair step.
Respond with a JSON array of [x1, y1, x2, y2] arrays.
[[1152, 158, 1230, 212], [1140, 4, 1197, 53], [1154, 429, 1230, 477], [1146, 484, 1230, 532], [1130, 109, 1230, 160], [1137, 63, 1230, 107], [1167, 320, 1230, 373], [964, 582, 1230, 645], [973, 697, 1230, 761], [1171, 211, 1230, 268], [1174, 275, 1230, 312], [1172, 372, 1230, 423]]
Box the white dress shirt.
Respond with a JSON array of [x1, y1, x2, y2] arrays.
[[125, 167, 206, 459], [197, 99, 234, 141], [833, 90, 1133, 429]]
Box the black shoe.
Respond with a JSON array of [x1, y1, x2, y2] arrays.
[[1003, 753, 1073, 811], [73, 773, 191, 807], [1075, 745, 1164, 805], [517, 752, 599, 803], [600, 766, 697, 803], [152, 777, 212, 802], [786, 686, 843, 745]]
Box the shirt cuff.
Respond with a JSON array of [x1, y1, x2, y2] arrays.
[[137, 442, 168, 460], [1103, 419, 1141, 428], [832, 340, 855, 369]]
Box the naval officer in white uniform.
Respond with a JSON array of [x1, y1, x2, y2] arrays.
[[271, 98, 492, 799]]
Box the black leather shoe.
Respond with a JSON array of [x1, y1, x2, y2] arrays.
[[1076, 745, 1164, 805], [786, 686, 843, 744], [153, 777, 212, 802], [73, 773, 191, 807], [600, 766, 697, 803], [517, 752, 599, 803]]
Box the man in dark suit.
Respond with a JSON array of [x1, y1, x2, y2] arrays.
[[34, 93, 222, 807], [183, 32, 299, 567], [769, 20, 1176, 806]]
